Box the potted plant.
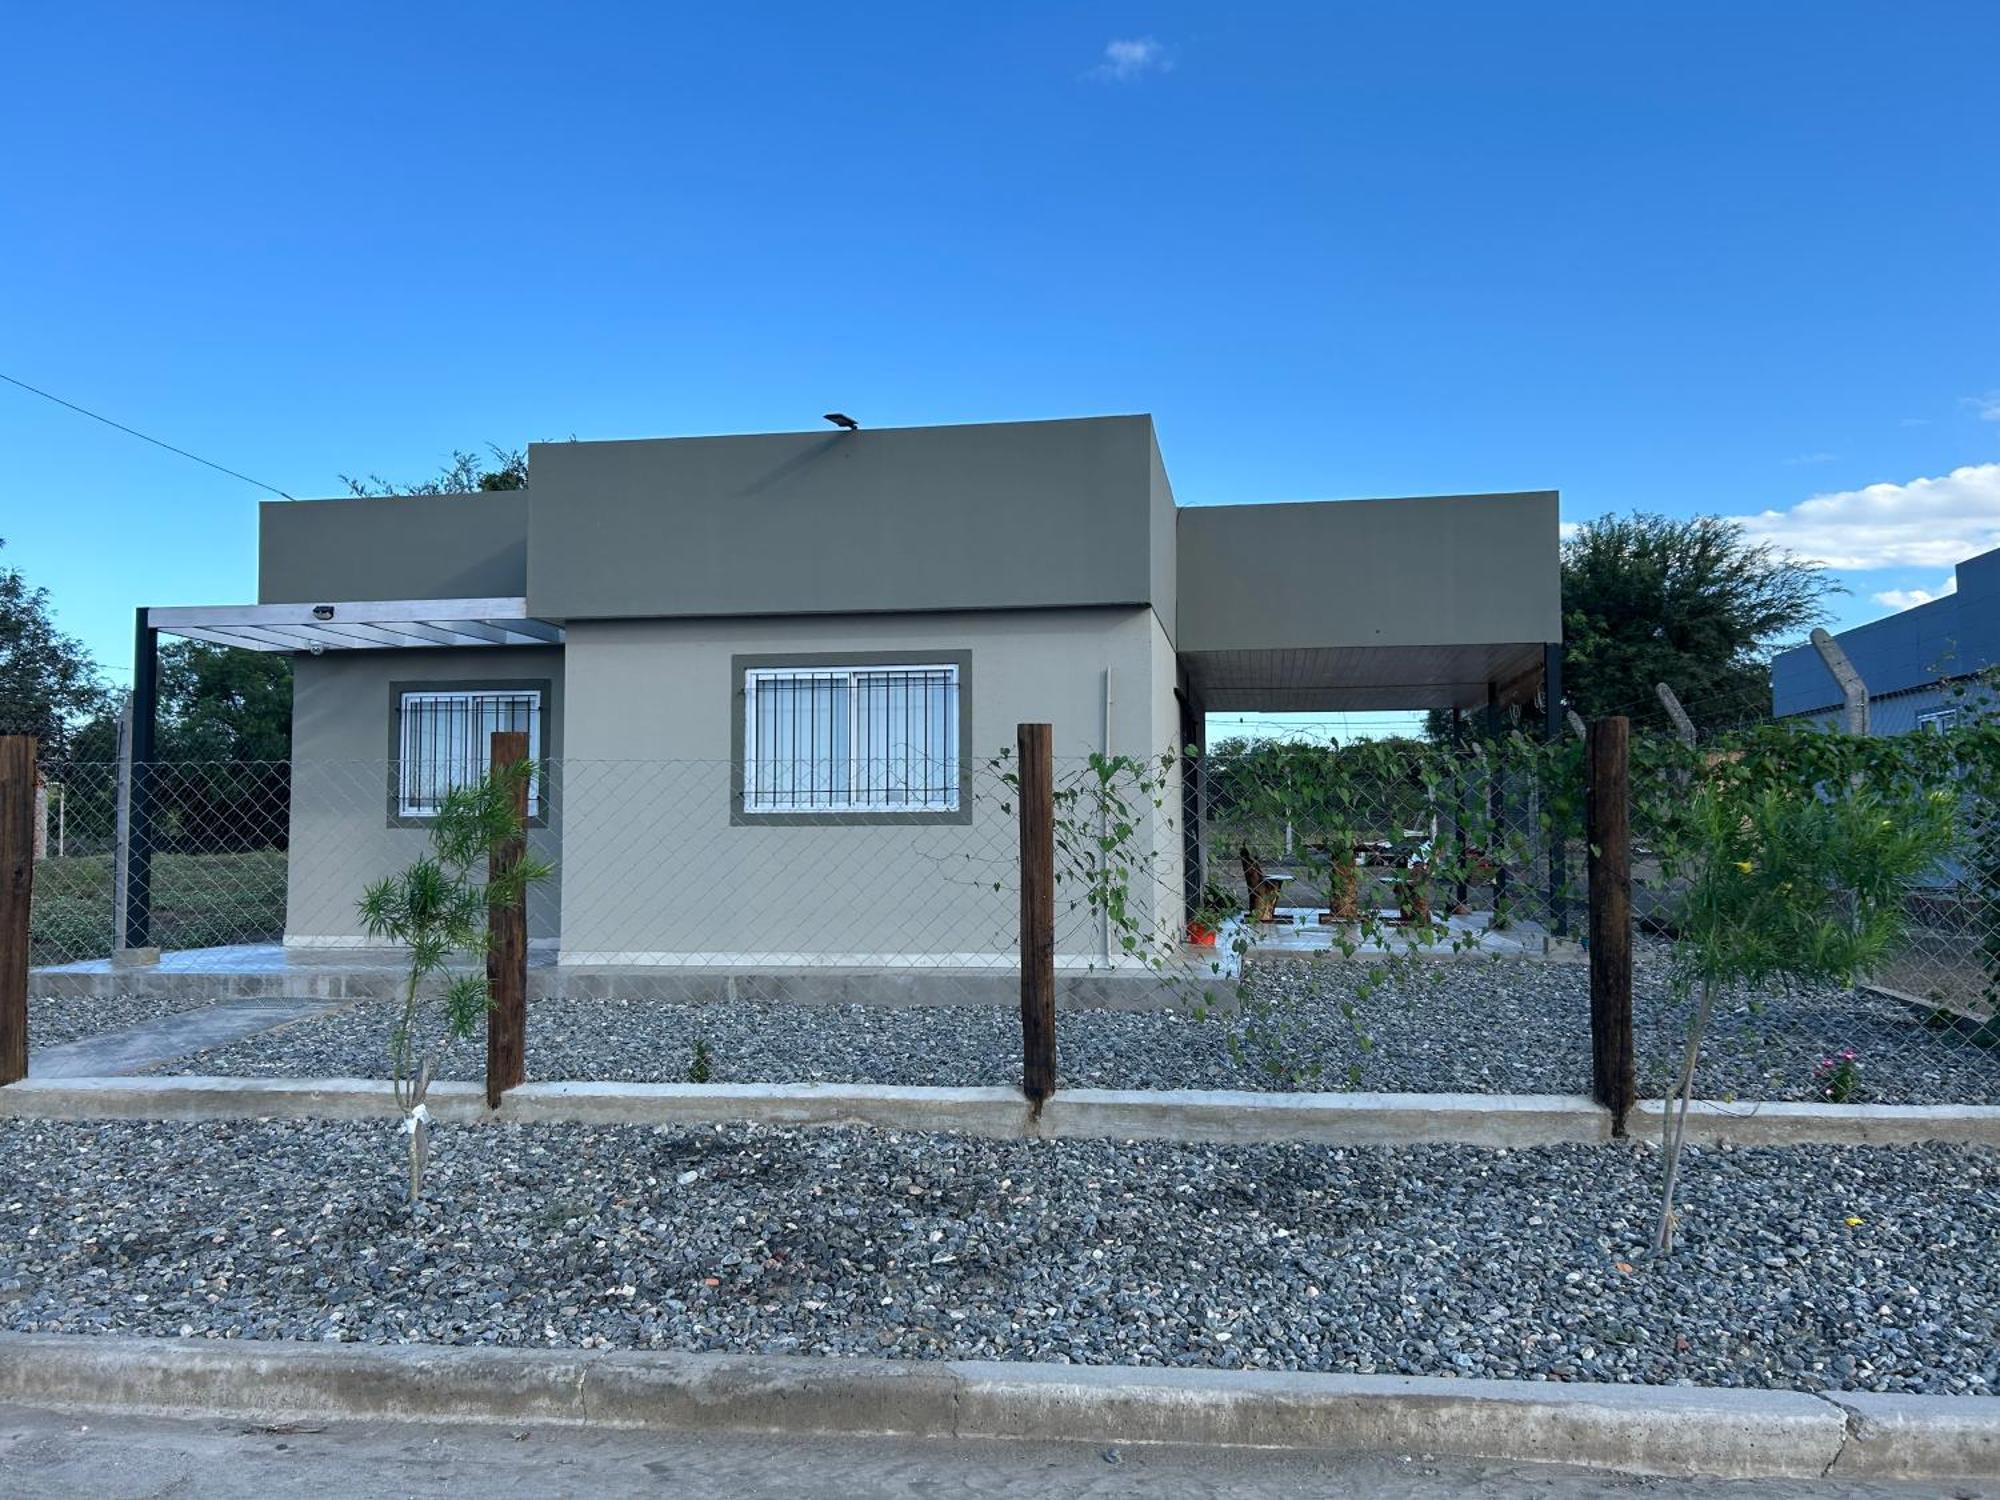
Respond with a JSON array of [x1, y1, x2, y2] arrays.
[[1321, 834, 1361, 922], [1187, 882, 1240, 946], [1389, 859, 1433, 927]]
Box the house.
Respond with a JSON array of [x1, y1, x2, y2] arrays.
[[1771, 545, 2000, 734], [130, 415, 1563, 975]]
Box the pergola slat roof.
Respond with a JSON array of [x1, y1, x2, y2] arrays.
[[145, 597, 564, 653]]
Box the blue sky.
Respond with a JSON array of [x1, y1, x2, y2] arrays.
[[4, 1, 1998, 704]]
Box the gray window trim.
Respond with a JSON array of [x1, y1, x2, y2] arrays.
[[387, 677, 552, 828], [729, 650, 974, 827]]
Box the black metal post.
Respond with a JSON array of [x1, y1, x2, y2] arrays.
[[1176, 687, 1203, 925], [1486, 681, 1509, 915], [1543, 642, 1568, 937], [122, 609, 158, 950], [1450, 708, 1469, 910]]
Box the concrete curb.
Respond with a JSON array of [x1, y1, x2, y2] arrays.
[[0, 1076, 1607, 1146], [1822, 1390, 2000, 1479], [0, 1075, 492, 1124], [949, 1361, 1848, 1478], [1632, 1098, 2000, 1148], [0, 1333, 1993, 1479], [8, 1074, 1999, 1148]]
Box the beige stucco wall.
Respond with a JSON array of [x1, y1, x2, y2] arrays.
[[276, 611, 1187, 964], [555, 608, 1182, 964], [283, 646, 565, 947]]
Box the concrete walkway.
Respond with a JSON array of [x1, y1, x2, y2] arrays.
[[28, 1000, 350, 1080]]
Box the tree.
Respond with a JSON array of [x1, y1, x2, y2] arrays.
[[0, 538, 108, 754], [1561, 514, 1834, 733], [153, 641, 294, 850], [61, 640, 294, 849], [341, 444, 527, 497], [1648, 768, 1954, 1254], [155, 640, 292, 762], [359, 759, 551, 1205]]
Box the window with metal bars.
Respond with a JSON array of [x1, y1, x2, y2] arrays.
[[397, 689, 542, 817], [742, 663, 960, 814]]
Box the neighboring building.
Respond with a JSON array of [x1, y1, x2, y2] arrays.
[[1771, 546, 2000, 734], [135, 415, 1563, 968]]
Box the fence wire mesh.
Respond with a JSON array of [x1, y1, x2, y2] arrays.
[[1625, 724, 2000, 1107], [31, 760, 290, 964], [20, 733, 2000, 1107]]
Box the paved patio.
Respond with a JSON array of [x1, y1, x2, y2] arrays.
[[1196, 907, 1562, 979]]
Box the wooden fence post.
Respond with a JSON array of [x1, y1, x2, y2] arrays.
[[485, 730, 530, 1109], [1, 736, 36, 1086], [1586, 717, 1636, 1133], [1017, 722, 1056, 1106]]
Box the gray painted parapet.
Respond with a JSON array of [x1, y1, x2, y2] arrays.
[[1177, 489, 1563, 654], [259, 492, 530, 605], [526, 416, 1164, 626]]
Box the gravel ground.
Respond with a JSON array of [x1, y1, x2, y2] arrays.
[[151, 943, 1998, 1104], [3, 1118, 1996, 1396], [28, 992, 218, 1051]]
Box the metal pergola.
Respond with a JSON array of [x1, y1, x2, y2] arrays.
[[120, 597, 565, 949]]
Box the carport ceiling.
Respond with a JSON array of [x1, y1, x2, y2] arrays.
[[1182, 642, 1549, 712]]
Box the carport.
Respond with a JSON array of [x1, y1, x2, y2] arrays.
[[1173, 490, 1567, 929]]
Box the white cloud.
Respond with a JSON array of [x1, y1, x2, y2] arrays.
[[1871, 574, 1957, 610], [1726, 462, 2000, 570], [1967, 392, 2000, 422], [1093, 36, 1170, 81]]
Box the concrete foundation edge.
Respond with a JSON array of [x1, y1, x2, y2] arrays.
[[0, 1076, 1606, 1145], [0, 1334, 1992, 1480], [6, 1076, 1999, 1148], [26, 966, 1216, 1013], [1629, 1098, 2000, 1148]]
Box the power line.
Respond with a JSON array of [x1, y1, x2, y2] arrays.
[[0, 371, 297, 500]]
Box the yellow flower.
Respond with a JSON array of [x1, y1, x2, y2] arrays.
[[1734, 860, 1755, 874]]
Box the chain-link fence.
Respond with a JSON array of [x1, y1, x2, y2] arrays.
[[1624, 719, 2000, 1108], [19, 732, 2000, 1107], [31, 760, 290, 965]]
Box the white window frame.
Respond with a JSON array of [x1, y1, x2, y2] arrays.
[[396, 688, 542, 818], [741, 662, 961, 815], [1917, 707, 1959, 734]]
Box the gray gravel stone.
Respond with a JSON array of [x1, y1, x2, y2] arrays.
[[150, 942, 1996, 1105], [1, 1118, 1994, 1397]]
